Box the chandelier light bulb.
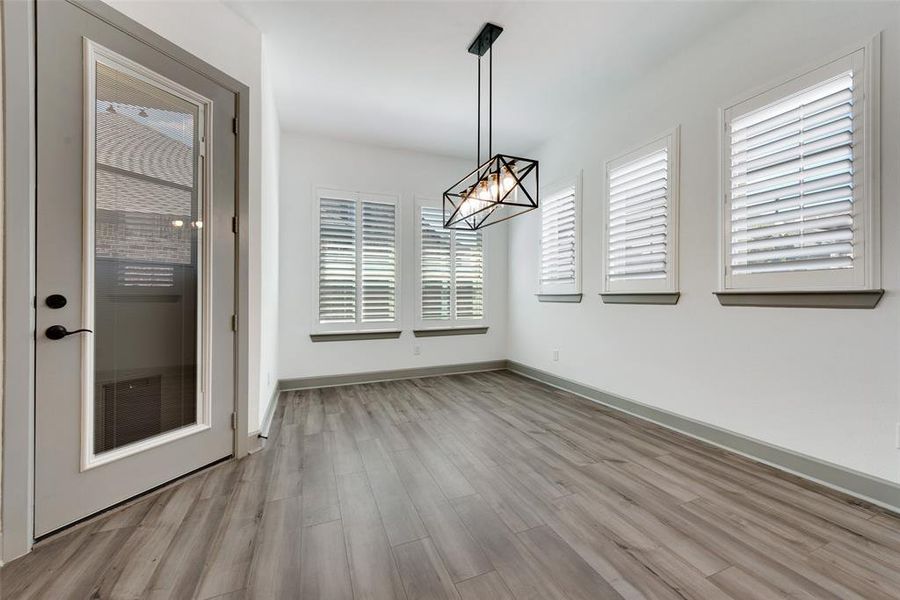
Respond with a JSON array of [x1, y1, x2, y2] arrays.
[[502, 169, 515, 193], [478, 182, 491, 201]]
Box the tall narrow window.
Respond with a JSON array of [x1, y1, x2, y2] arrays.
[[420, 207, 452, 320], [318, 197, 357, 324], [720, 46, 879, 300], [315, 190, 399, 332], [539, 174, 581, 300], [361, 201, 397, 322], [454, 228, 484, 319], [603, 130, 679, 302], [417, 205, 485, 328]]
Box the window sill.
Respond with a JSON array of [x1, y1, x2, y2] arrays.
[[714, 290, 884, 309], [309, 330, 402, 342], [413, 327, 489, 337], [536, 293, 582, 303], [601, 292, 680, 305]]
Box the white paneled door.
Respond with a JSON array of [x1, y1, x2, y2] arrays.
[[34, 1, 236, 537]]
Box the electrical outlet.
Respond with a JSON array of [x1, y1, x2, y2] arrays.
[[552, 349, 559, 362], [413, 345, 421, 356]]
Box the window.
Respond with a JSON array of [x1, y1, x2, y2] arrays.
[[602, 130, 679, 300], [539, 174, 581, 299], [417, 203, 484, 328], [420, 206, 452, 321], [315, 189, 399, 332], [720, 45, 879, 296]]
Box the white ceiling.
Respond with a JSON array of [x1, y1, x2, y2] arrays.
[[230, 1, 748, 159]]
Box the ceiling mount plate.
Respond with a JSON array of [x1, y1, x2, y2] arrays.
[[468, 23, 503, 56]]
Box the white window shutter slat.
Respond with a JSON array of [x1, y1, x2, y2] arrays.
[[420, 207, 452, 320], [419, 206, 484, 323], [540, 187, 578, 290], [318, 192, 398, 329], [607, 148, 670, 283], [361, 201, 396, 322], [728, 72, 856, 276], [455, 228, 484, 320], [318, 197, 357, 323]]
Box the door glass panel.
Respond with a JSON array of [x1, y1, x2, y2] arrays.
[[92, 59, 202, 454]]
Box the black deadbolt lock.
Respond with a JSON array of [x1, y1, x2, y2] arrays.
[[46, 294, 67, 309]]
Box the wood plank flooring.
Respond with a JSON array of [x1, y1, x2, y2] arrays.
[[4, 369, 900, 599]]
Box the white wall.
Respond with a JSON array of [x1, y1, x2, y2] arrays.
[[279, 133, 508, 380], [259, 40, 280, 427], [107, 0, 278, 434], [508, 1, 900, 482]]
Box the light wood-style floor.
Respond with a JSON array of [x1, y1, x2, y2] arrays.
[[4, 370, 900, 599]]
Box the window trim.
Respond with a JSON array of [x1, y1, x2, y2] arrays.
[[717, 37, 881, 297], [312, 187, 401, 334], [601, 127, 680, 298], [538, 171, 583, 299], [414, 196, 487, 331]]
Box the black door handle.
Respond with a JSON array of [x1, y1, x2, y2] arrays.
[[46, 325, 93, 340]]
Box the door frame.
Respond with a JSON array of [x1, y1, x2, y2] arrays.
[[1, 0, 252, 564]]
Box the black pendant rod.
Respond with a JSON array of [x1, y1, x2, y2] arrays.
[[477, 55, 481, 168], [469, 22, 502, 168], [488, 45, 492, 160]]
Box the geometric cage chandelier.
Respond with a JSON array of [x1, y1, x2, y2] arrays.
[[443, 23, 539, 230]]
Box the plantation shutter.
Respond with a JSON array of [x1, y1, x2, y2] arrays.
[[420, 207, 452, 320], [607, 148, 669, 282], [728, 72, 855, 276], [318, 197, 357, 323], [540, 187, 577, 289], [419, 206, 484, 323], [361, 201, 397, 322], [454, 228, 484, 319]]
